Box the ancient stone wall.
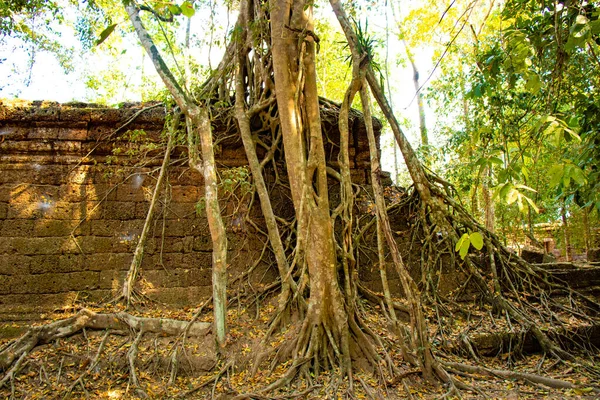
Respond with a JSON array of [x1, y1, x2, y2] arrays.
[[0, 100, 376, 321]]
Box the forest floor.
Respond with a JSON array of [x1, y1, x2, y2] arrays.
[[1, 289, 598, 400]]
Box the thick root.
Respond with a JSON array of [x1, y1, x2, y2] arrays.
[[0, 309, 210, 372]]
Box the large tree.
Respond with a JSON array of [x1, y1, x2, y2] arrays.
[[1, 0, 599, 396]]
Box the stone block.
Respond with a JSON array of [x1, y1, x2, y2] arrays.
[[0, 186, 11, 202], [7, 202, 45, 219], [99, 270, 127, 290], [182, 252, 212, 269], [28, 127, 60, 139], [0, 202, 7, 219], [116, 184, 149, 202], [168, 168, 203, 186], [521, 248, 545, 264], [1, 140, 53, 153], [146, 285, 211, 305], [0, 255, 30, 275], [155, 219, 199, 237], [1, 237, 66, 255], [91, 219, 143, 237], [33, 219, 84, 237], [29, 255, 60, 274], [0, 219, 34, 236], [143, 253, 185, 270], [59, 107, 92, 122], [165, 202, 197, 219], [58, 127, 88, 141], [87, 125, 113, 141], [102, 201, 137, 220], [6, 271, 100, 294], [89, 108, 123, 124], [149, 237, 186, 253], [78, 236, 119, 254], [143, 268, 211, 288], [134, 202, 150, 219], [53, 141, 82, 154], [65, 166, 94, 185], [58, 184, 95, 202], [170, 186, 201, 203], [193, 235, 212, 252], [50, 254, 85, 273], [0, 126, 28, 140], [86, 252, 131, 271], [588, 248, 600, 262]]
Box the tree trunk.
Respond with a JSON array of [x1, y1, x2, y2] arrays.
[[482, 166, 495, 233], [233, 0, 295, 320], [404, 42, 428, 162], [360, 80, 434, 379], [270, 0, 351, 376], [583, 205, 591, 256], [124, 2, 228, 346], [561, 198, 571, 262]]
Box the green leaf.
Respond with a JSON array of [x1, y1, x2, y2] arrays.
[[564, 127, 581, 142], [516, 195, 525, 212], [489, 156, 504, 165], [96, 23, 117, 46], [474, 157, 487, 167], [525, 73, 541, 93], [469, 232, 484, 250], [514, 183, 536, 192], [570, 166, 586, 186], [168, 4, 182, 15], [455, 233, 469, 252], [548, 165, 563, 187], [180, 1, 195, 17], [522, 194, 540, 213], [499, 182, 513, 199], [506, 188, 519, 205], [459, 238, 470, 259]]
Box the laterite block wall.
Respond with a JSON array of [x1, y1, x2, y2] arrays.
[[0, 100, 376, 321]]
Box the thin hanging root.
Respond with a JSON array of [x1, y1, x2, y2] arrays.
[[119, 115, 177, 308]]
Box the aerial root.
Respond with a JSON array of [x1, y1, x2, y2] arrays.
[[253, 298, 397, 396]]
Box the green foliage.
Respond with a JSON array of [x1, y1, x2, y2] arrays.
[[96, 23, 117, 46], [0, 0, 60, 37], [455, 231, 484, 259], [220, 167, 253, 196], [314, 19, 352, 103], [431, 0, 600, 245]]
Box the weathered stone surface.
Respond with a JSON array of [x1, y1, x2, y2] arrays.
[[3, 271, 100, 294], [0, 219, 34, 236], [0, 100, 378, 316], [0, 255, 31, 275]]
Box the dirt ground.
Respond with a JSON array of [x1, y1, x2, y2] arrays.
[[1, 294, 598, 400]]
